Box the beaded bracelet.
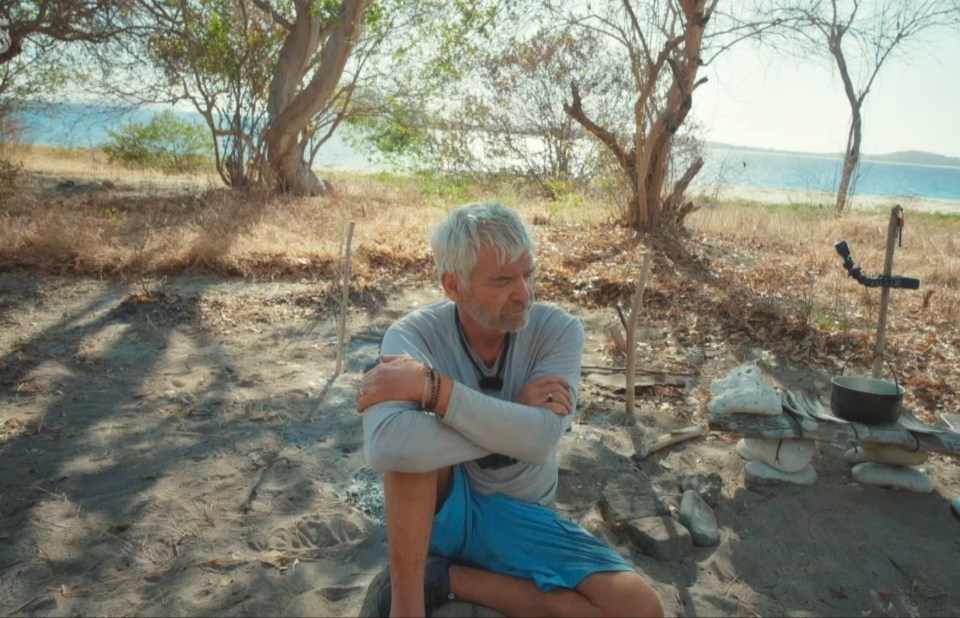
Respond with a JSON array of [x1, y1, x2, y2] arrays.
[[421, 368, 433, 410], [427, 369, 441, 412]]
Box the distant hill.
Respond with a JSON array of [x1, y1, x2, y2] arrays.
[[706, 141, 960, 169], [865, 150, 960, 168]]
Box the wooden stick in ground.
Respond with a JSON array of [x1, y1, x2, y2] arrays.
[[625, 253, 653, 425], [872, 205, 902, 377], [334, 221, 356, 376]]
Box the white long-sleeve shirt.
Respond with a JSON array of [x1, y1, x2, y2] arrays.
[[362, 300, 584, 506]]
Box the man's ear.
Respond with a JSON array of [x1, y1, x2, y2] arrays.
[[441, 272, 464, 302]]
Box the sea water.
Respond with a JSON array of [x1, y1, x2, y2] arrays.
[[13, 101, 372, 169], [12, 102, 960, 203], [700, 147, 960, 203]]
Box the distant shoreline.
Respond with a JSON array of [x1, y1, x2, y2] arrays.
[[692, 183, 960, 215], [707, 141, 960, 170], [7, 142, 960, 213]]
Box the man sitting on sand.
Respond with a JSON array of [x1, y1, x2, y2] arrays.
[[356, 201, 663, 618]]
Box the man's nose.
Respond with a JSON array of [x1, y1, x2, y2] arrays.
[[511, 277, 531, 303]]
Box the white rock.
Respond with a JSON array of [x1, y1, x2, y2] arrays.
[[860, 442, 928, 467], [710, 364, 764, 395], [736, 438, 815, 473], [851, 462, 934, 493], [845, 444, 928, 466], [744, 461, 818, 486], [708, 383, 782, 416], [844, 446, 868, 464], [735, 439, 754, 461]]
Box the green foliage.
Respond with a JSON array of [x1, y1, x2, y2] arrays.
[[545, 178, 584, 219], [102, 110, 211, 173], [141, 0, 287, 186], [412, 169, 473, 202], [343, 0, 505, 170]]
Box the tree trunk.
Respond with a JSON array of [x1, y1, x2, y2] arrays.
[[663, 155, 704, 226], [629, 0, 707, 233], [835, 109, 861, 216], [564, 0, 710, 233], [828, 22, 862, 218], [262, 0, 367, 195]]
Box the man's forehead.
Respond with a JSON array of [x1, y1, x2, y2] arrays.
[[477, 246, 534, 270]]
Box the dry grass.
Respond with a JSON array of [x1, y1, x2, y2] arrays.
[[688, 199, 960, 324], [2, 145, 959, 419], [685, 200, 960, 419]]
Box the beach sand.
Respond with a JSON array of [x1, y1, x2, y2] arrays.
[[2, 272, 959, 617], [692, 183, 960, 215]]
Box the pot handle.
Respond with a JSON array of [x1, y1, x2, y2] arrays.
[[840, 353, 900, 390]]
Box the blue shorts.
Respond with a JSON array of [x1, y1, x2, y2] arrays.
[[428, 465, 635, 592]]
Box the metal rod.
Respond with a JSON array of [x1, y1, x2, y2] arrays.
[[872, 205, 902, 377]]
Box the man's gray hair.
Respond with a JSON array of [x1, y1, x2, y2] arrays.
[[430, 201, 536, 284]]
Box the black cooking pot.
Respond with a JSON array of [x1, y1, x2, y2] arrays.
[[830, 374, 903, 425]]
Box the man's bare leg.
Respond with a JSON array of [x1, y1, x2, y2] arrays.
[[449, 565, 663, 618], [383, 467, 453, 617]]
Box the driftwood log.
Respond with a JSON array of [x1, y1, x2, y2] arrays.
[[635, 425, 706, 459]]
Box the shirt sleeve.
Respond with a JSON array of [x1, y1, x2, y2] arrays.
[[440, 316, 584, 464], [362, 324, 494, 473]]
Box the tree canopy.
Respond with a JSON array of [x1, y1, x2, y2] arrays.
[[6, 0, 960, 232]]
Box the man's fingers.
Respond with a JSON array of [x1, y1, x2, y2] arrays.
[[379, 354, 405, 363], [530, 376, 571, 394], [544, 386, 572, 404]]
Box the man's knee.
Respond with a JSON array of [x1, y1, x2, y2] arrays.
[[611, 575, 663, 618], [591, 572, 663, 618], [383, 466, 453, 513]]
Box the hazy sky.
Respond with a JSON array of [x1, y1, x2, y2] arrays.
[[691, 32, 960, 158]]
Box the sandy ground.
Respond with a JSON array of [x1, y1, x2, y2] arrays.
[[2, 272, 960, 617]]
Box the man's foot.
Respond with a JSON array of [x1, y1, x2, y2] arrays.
[[375, 555, 454, 617]]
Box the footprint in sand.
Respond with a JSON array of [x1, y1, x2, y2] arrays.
[[247, 513, 368, 551]]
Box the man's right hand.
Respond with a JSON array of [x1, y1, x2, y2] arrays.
[[515, 375, 572, 416], [356, 354, 426, 413]]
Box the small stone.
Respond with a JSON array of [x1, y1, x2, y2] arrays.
[[660, 494, 680, 517], [851, 463, 933, 493], [744, 461, 817, 488], [679, 472, 722, 507], [599, 473, 667, 523], [679, 489, 720, 547], [626, 516, 693, 561]]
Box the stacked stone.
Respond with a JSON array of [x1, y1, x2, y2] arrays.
[[736, 438, 817, 486], [844, 443, 933, 493], [708, 364, 818, 487]]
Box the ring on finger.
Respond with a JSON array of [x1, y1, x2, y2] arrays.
[[546, 392, 554, 403]]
